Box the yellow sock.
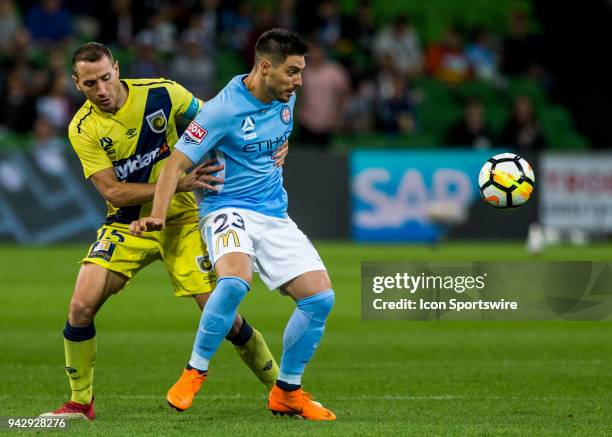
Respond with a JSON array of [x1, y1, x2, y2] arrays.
[[233, 328, 278, 390], [64, 336, 96, 404]]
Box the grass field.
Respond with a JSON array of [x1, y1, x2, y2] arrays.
[[1, 242, 611, 436]]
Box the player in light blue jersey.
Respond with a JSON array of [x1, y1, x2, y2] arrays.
[[130, 29, 336, 420], [180, 69, 293, 219]]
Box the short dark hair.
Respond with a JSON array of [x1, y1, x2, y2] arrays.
[[72, 42, 114, 76], [254, 28, 308, 66]]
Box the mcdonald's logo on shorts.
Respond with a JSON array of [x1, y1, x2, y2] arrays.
[[215, 230, 240, 253]]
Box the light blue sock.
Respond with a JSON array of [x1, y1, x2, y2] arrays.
[[189, 276, 250, 371], [278, 289, 335, 386]]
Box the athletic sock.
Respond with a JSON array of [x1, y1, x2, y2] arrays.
[[189, 277, 250, 371], [228, 318, 279, 389], [276, 379, 301, 392], [226, 316, 253, 346], [63, 321, 96, 405], [277, 289, 335, 387], [185, 363, 208, 376]]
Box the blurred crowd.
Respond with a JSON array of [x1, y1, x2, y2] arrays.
[[0, 0, 552, 151]]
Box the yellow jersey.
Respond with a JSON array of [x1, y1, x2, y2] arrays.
[[69, 78, 201, 226]]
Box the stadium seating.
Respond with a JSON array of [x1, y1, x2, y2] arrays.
[[341, 0, 534, 41], [332, 0, 589, 149]]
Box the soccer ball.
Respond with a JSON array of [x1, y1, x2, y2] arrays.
[[478, 153, 535, 208]]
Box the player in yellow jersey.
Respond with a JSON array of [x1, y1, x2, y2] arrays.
[[41, 43, 286, 420]]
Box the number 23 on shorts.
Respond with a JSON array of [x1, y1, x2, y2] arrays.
[[211, 211, 245, 254]]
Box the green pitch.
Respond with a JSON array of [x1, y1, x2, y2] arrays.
[[1, 242, 611, 435]]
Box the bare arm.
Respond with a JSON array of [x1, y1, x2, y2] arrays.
[[90, 168, 157, 208], [150, 150, 193, 221], [90, 160, 224, 208], [129, 150, 199, 235]]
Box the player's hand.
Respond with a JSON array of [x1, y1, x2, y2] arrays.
[[273, 141, 289, 167], [177, 159, 225, 192], [129, 217, 164, 236]]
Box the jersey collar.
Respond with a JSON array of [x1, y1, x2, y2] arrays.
[[237, 74, 274, 109]]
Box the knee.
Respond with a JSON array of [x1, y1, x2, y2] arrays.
[[322, 275, 333, 291], [216, 277, 250, 306], [317, 290, 335, 316], [69, 298, 96, 326], [312, 272, 332, 293], [298, 289, 335, 319], [202, 278, 249, 334]]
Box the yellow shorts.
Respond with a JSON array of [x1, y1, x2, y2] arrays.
[[82, 222, 216, 297]]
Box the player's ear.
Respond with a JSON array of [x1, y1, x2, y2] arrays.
[[260, 59, 272, 76], [72, 74, 82, 92], [114, 60, 120, 76]]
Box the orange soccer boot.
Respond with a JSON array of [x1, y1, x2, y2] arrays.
[[166, 368, 207, 411], [268, 385, 336, 421]]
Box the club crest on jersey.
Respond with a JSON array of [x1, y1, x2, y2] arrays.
[[241, 116, 257, 140], [145, 109, 167, 133], [184, 120, 207, 144], [280, 105, 291, 124]]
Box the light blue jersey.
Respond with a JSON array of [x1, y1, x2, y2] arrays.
[[175, 74, 294, 218]]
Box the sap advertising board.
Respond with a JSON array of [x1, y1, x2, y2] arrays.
[[351, 149, 496, 242]]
